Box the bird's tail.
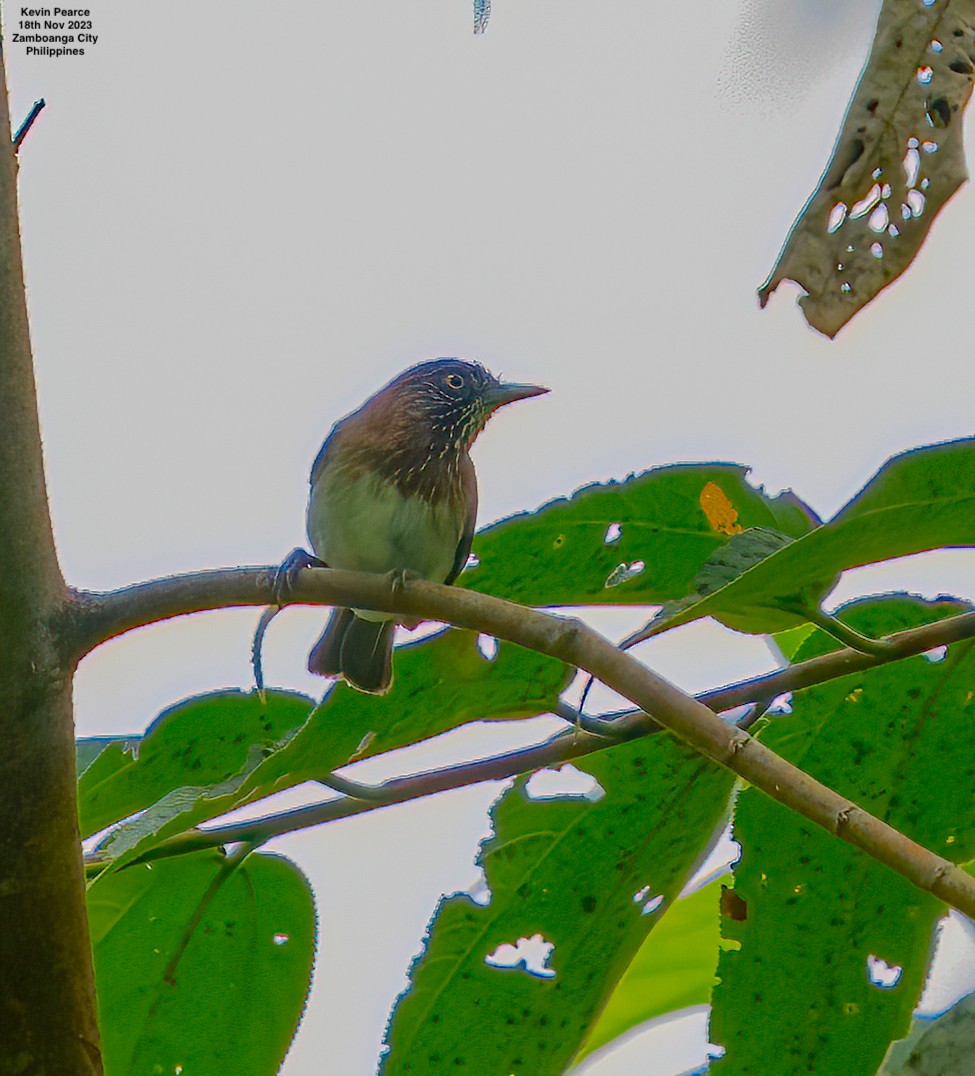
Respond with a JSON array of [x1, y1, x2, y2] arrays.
[[307, 607, 395, 694]]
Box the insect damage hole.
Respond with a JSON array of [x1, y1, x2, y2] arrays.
[[868, 204, 889, 232], [464, 867, 492, 907], [605, 561, 645, 588], [850, 184, 881, 219], [907, 189, 926, 216], [632, 886, 664, 915], [476, 634, 499, 661], [485, 934, 556, 978], [525, 764, 605, 802], [867, 954, 903, 988], [603, 522, 622, 544], [903, 144, 921, 188], [827, 203, 847, 232]]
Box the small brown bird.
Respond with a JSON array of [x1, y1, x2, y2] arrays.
[[305, 358, 548, 693]]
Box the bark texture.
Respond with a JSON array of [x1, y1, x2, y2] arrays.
[[0, 30, 102, 1075]]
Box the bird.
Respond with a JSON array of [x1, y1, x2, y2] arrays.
[[303, 358, 548, 693]]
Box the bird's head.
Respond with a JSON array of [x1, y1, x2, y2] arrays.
[[380, 358, 549, 451]]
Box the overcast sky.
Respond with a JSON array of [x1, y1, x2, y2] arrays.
[[7, 1, 975, 1072]]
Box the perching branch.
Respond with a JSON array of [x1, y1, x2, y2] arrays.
[[88, 605, 975, 870], [67, 565, 975, 918]]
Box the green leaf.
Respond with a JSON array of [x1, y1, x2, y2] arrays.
[[759, 0, 975, 337], [462, 464, 817, 607], [632, 437, 975, 637], [880, 992, 975, 1075], [578, 879, 722, 1062], [382, 737, 736, 1076], [90, 850, 315, 1076], [76, 735, 140, 779], [771, 623, 818, 663], [78, 689, 314, 840], [243, 626, 573, 793], [711, 596, 975, 1075], [95, 630, 570, 871], [639, 527, 812, 639]]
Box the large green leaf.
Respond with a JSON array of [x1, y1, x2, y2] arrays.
[[78, 689, 314, 840], [94, 629, 570, 870], [382, 736, 735, 1076], [633, 437, 975, 638], [251, 626, 572, 790], [462, 463, 817, 606], [577, 878, 722, 1062], [90, 850, 315, 1076], [711, 596, 975, 1075]]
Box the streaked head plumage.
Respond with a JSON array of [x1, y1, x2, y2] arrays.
[[326, 358, 547, 501], [382, 358, 547, 450]]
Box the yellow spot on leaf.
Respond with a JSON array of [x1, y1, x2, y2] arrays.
[[846, 687, 863, 703], [700, 482, 743, 535]]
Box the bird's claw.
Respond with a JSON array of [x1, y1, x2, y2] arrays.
[[386, 567, 420, 596], [272, 547, 326, 606]]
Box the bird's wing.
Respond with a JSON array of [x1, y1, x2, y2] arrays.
[[445, 454, 478, 586], [310, 433, 332, 487]]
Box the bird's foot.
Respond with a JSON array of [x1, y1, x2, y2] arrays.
[[385, 567, 421, 596], [272, 547, 327, 606]]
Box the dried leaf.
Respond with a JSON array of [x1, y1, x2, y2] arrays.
[[759, 0, 975, 337]]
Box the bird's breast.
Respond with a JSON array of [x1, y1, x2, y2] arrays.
[[308, 466, 464, 585]]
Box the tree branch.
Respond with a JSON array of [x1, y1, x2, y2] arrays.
[[90, 606, 975, 870], [70, 566, 975, 918]]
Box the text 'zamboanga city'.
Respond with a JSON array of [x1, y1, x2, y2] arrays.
[[12, 7, 98, 56]]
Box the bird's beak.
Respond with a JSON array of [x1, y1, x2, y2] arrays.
[[484, 381, 550, 413]]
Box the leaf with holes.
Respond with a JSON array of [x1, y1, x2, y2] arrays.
[[622, 437, 975, 638], [381, 738, 735, 1076], [462, 463, 817, 607], [759, 0, 975, 337], [90, 850, 315, 1076], [94, 630, 571, 871], [577, 879, 723, 1062], [711, 596, 975, 1075]]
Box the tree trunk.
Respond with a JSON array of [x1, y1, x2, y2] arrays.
[[0, 26, 102, 1074]]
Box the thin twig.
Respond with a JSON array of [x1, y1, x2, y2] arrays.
[[101, 613, 972, 868], [66, 566, 975, 917], [802, 604, 898, 656], [13, 99, 45, 151]]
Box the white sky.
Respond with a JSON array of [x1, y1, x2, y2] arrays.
[[7, 1, 975, 1072]]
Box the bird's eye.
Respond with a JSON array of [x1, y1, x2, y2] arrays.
[[444, 373, 465, 390]]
